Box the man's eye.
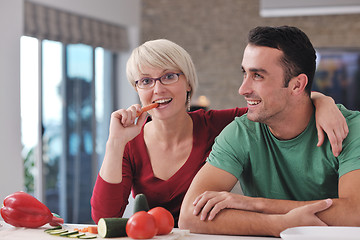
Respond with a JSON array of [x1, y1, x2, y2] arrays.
[[141, 78, 152, 85], [254, 73, 263, 79]]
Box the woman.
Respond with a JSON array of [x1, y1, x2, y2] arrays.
[[91, 39, 348, 225]]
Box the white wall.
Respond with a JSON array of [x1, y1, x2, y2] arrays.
[[0, 0, 24, 209], [0, 0, 140, 212]]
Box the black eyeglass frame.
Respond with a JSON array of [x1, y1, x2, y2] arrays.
[[135, 72, 184, 89]]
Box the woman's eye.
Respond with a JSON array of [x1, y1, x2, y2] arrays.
[[165, 73, 175, 79], [141, 78, 152, 85]]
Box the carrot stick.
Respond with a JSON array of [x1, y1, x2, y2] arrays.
[[136, 103, 159, 117], [88, 226, 98, 234]]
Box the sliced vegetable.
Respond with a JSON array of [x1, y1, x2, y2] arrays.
[[44, 225, 62, 232], [78, 235, 97, 239], [97, 218, 129, 238], [133, 194, 150, 213], [87, 226, 98, 234], [79, 227, 88, 232], [68, 233, 85, 238], [48, 229, 68, 235], [45, 226, 96, 238], [59, 230, 79, 236]]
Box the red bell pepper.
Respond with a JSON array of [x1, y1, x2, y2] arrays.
[[0, 191, 64, 228]]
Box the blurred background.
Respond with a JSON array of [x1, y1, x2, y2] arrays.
[[1, 0, 360, 224]]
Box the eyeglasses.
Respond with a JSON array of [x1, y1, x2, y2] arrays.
[[135, 72, 183, 89]]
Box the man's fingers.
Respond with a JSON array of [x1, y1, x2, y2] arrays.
[[316, 219, 328, 227]]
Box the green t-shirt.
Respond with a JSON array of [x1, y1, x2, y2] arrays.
[[207, 105, 360, 201]]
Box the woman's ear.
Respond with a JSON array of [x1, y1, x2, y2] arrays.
[[291, 73, 308, 95], [187, 83, 192, 92]]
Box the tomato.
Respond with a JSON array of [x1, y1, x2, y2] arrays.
[[126, 211, 157, 239], [148, 207, 174, 235]]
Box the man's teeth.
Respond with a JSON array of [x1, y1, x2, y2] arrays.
[[247, 100, 261, 105], [155, 98, 172, 104]]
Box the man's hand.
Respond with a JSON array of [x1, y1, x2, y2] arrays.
[[276, 199, 333, 236]]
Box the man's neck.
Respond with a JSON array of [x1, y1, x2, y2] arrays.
[[267, 99, 314, 140]]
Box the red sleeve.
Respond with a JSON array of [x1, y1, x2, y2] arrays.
[[90, 144, 134, 224], [90, 175, 128, 224]]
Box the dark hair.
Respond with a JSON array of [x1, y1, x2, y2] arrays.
[[248, 26, 316, 95]]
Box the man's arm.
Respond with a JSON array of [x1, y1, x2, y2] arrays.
[[254, 169, 360, 226], [255, 169, 360, 226], [185, 167, 360, 228], [178, 163, 332, 237]]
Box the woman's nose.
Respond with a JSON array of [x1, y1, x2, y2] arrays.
[[153, 79, 165, 93]]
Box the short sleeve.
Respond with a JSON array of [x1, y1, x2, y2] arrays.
[[337, 106, 360, 177], [206, 119, 247, 180]]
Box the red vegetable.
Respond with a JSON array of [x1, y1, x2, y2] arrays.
[[148, 207, 174, 235], [0, 191, 64, 228], [126, 211, 157, 239]]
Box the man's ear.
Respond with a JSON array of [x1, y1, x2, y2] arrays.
[[290, 73, 308, 95]]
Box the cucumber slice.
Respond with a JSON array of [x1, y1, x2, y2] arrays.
[[78, 235, 97, 239], [48, 229, 68, 235], [44, 225, 62, 232], [97, 218, 128, 238], [67, 233, 85, 238], [59, 230, 79, 236], [133, 193, 149, 213]]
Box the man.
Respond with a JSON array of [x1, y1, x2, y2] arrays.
[[178, 26, 360, 237]]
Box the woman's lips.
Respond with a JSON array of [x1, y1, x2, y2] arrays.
[[153, 98, 173, 106]]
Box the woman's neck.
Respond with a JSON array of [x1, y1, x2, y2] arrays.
[[144, 112, 193, 146]]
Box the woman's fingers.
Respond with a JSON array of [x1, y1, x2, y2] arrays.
[[316, 124, 325, 147]]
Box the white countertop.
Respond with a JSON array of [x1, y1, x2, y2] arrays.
[[0, 221, 278, 240]]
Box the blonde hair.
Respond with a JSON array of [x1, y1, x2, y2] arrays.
[[126, 39, 198, 98]]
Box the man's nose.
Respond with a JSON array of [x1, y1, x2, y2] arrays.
[[238, 76, 251, 96]]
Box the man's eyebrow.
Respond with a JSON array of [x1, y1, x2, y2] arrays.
[[241, 66, 268, 74], [248, 68, 268, 74]]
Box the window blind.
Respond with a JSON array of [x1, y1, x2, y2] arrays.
[[24, 0, 129, 51]]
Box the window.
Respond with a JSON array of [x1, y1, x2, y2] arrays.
[[21, 36, 116, 223], [313, 49, 360, 111]]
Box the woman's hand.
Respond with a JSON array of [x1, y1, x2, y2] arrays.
[[192, 191, 257, 221], [312, 92, 349, 157], [100, 104, 148, 183], [108, 104, 147, 144]]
